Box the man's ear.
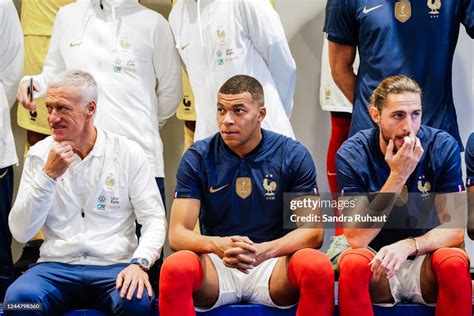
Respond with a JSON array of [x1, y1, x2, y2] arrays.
[[86, 100, 96, 118], [257, 106, 266, 122], [369, 106, 381, 124]]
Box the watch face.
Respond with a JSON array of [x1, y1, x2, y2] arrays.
[[139, 258, 149, 268]]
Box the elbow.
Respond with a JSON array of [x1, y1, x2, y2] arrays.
[[168, 229, 180, 252]]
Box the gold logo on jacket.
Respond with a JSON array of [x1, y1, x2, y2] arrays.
[[395, 1, 411, 23], [236, 177, 252, 199]]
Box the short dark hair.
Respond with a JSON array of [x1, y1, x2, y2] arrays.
[[218, 75, 264, 106], [371, 75, 422, 112]]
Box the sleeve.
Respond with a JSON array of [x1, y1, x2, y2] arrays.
[[461, 0, 474, 38], [0, 1, 24, 108], [465, 133, 474, 187], [127, 141, 167, 264], [287, 143, 318, 194], [174, 147, 204, 200], [24, 6, 67, 98], [241, 0, 296, 117], [435, 133, 465, 192], [152, 15, 183, 128], [336, 142, 366, 194], [9, 153, 57, 243], [325, 0, 359, 46]]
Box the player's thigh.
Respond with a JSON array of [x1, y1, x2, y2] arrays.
[[268, 256, 299, 306], [192, 254, 219, 308]]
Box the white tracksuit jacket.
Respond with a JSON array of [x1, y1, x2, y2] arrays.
[[169, 0, 296, 141], [9, 129, 167, 266], [22, 0, 182, 177]]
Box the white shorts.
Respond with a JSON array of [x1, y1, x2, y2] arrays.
[[376, 254, 435, 307], [194, 253, 295, 312]]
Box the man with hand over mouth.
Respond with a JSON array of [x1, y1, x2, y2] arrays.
[[336, 75, 470, 316]]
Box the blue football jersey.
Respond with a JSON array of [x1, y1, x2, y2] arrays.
[[175, 130, 318, 243], [336, 125, 464, 250], [326, 0, 474, 149], [466, 133, 474, 186]]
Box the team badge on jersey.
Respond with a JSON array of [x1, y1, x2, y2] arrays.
[[427, 0, 441, 18], [395, 1, 411, 23], [263, 174, 277, 200], [417, 175, 432, 198], [236, 177, 252, 199]]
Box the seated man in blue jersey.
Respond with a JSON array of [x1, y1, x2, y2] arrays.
[[4, 70, 166, 315], [466, 133, 474, 239], [159, 75, 334, 316], [335, 75, 470, 316]]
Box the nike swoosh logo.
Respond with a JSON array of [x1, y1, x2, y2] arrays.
[[0, 170, 8, 179], [363, 4, 384, 14], [209, 184, 229, 193], [69, 42, 81, 47], [181, 43, 190, 50], [327, 171, 337, 176]]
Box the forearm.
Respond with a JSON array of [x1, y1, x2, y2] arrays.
[[415, 227, 464, 255], [9, 170, 56, 242], [332, 67, 356, 104], [259, 228, 323, 260], [169, 226, 220, 254], [132, 213, 167, 264]]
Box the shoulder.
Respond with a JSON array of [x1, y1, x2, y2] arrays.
[[420, 126, 459, 153], [103, 130, 146, 161], [338, 128, 375, 157], [56, 1, 88, 17]]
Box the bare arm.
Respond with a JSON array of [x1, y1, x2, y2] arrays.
[[328, 40, 356, 104], [168, 198, 248, 258], [415, 192, 465, 253]]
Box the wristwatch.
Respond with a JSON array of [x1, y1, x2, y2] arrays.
[[130, 258, 150, 272]]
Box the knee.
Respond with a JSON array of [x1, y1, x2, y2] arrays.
[[4, 280, 43, 304], [432, 248, 470, 283], [288, 249, 333, 288], [159, 251, 203, 293], [114, 290, 155, 316], [338, 248, 374, 276]]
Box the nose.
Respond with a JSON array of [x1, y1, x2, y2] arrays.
[[401, 116, 415, 136], [48, 109, 61, 125], [222, 111, 234, 125]]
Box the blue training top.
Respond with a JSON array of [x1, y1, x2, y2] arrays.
[[175, 129, 318, 243], [325, 0, 474, 149], [336, 125, 464, 251]]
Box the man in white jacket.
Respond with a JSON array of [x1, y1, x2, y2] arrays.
[[169, 0, 296, 142], [16, 0, 181, 284], [0, 0, 23, 301], [5, 70, 166, 316]]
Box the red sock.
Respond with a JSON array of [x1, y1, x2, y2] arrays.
[[288, 249, 334, 316], [431, 248, 472, 316], [326, 112, 351, 235], [338, 248, 374, 316], [159, 251, 203, 316]]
